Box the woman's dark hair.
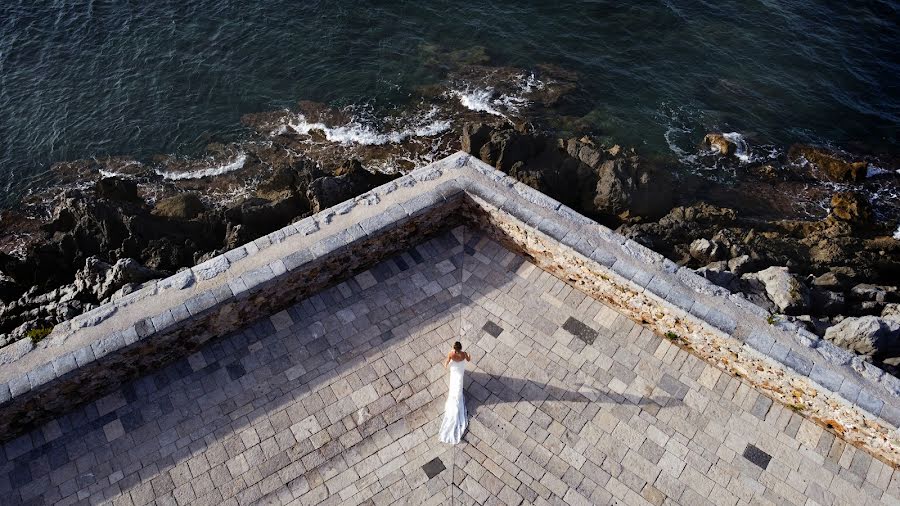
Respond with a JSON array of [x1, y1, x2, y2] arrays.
[[453, 341, 462, 351]]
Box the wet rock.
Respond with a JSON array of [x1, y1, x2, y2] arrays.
[[830, 191, 872, 225], [702, 133, 736, 156], [152, 193, 206, 220], [754, 266, 810, 314], [824, 316, 900, 361], [787, 144, 868, 183]]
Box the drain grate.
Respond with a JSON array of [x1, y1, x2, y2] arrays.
[[483, 320, 504, 337], [562, 317, 598, 345], [742, 444, 772, 470], [422, 457, 446, 479]]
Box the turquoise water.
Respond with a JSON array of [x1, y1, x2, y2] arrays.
[[1, 0, 897, 205]]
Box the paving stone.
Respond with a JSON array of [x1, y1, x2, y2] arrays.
[[2, 228, 888, 506]]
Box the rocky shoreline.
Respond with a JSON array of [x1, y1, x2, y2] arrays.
[[458, 122, 900, 371], [0, 55, 898, 374]]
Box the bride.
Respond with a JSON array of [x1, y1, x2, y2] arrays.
[[439, 341, 471, 444]]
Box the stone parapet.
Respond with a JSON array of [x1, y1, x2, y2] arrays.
[[0, 152, 897, 465]]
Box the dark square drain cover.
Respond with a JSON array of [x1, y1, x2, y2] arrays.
[[743, 444, 772, 470], [422, 457, 446, 479], [562, 317, 598, 345], [483, 321, 503, 337]]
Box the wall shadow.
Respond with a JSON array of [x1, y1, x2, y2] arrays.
[[463, 370, 682, 413]]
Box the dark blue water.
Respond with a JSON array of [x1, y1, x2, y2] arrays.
[[1, 0, 898, 205]]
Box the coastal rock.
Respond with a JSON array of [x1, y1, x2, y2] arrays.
[[479, 128, 541, 172], [812, 269, 856, 290], [702, 133, 736, 156], [824, 316, 900, 361], [810, 288, 845, 316], [96, 177, 141, 203], [731, 275, 778, 313], [830, 191, 871, 225], [727, 255, 752, 276], [788, 144, 867, 183], [696, 262, 735, 287], [87, 257, 167, 302], [755, 266, 810, 314], [883, 304, 900, 323], [0, 271, 20, 303], [152, 193, 206, 220], [689, 238, 724, 264], [461, 123, 493, 156], [592, 156, 673, 220], [307, 160, 396, 213], [850, 284, 897, 303]]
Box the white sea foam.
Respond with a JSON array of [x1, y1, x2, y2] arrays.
[[866, 165, 892, 177], [288, 111, 450, 146], [722, 132, 751, 162], [518, 72, 544, 93], [453, 88, 505, 117], [98, 169, 119, 178], [663, 125, 698, 164], [895, 224, 900, 241], [155, 154, 248, 180]]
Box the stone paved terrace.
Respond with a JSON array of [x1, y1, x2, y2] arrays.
[[4, 228, 900, 505]]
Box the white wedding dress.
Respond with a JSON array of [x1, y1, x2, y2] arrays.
[[438, 359, 467, 444]]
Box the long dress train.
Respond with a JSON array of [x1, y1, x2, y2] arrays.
[[438, 359, 467, 444]]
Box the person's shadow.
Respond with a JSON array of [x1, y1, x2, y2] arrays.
[[462, 370, 682, 414]]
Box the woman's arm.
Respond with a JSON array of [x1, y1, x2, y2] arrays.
[[465, 352, 471, 362], [444, 352, 452, 369]]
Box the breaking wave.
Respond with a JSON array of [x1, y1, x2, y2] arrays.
[[721, 132, 750, 162], [452, 88, 506, 117], [288, 108, 450, 146], [451, 74, 542, 119], [155, 154, 248, 180]]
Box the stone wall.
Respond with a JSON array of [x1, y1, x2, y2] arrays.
[[0, 152, 897, 464], [0, 169, 464, 441]]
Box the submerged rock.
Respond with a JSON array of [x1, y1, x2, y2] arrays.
[[702, 133, 737, 156], [829, 191, 871, 225], [788, 144, 868, 183]]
